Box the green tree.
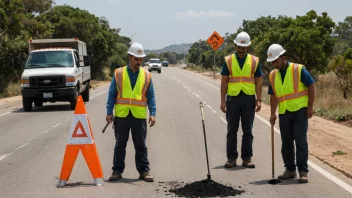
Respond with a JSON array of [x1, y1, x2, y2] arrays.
[[253, 10, 336, 79], [329, 48, 352, 99], [41, 5, 129, 79]]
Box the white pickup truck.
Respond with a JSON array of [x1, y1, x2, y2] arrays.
[[20, 38, 91, 111]]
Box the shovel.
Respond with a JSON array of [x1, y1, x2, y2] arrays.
[[199, 101, 211, 180], [268, 123, 281, 184]]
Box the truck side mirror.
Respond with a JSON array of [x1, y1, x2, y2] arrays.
[[83, 55, 91, 66]]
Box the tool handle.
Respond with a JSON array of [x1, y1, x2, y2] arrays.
[[102, 122, 110, 133], [271, 124, 275, 178], [199, 101, 211, 177], [199, 102, 205, 120]]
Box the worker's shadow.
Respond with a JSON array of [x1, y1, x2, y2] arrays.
[[105, 178, 141, 186], [212, 165, 246, 171], [250, 179, 301, 185]]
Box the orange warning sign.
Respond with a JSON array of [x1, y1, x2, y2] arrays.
[[207, 31, 224, 51], [57, 95, 104, 188], [72, 121, 88, 138]]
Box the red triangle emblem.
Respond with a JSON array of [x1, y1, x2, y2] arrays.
[[72, 121, 88, 138]]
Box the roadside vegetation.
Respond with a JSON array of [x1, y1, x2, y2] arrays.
[[183, 10, 352, 125]]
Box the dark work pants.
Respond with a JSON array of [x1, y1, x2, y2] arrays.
[[112, 112, 150, 174], [279, 107, 309, 173], [226, 94, 255, 161]]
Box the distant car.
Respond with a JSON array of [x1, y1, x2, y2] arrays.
[[162, 61, 169, 67], [148, 58, 162, 73]]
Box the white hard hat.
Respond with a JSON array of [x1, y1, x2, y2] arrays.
[[234, 31, 251, 47], [127, 43, 146, 58], [266, 44, 286, 62]]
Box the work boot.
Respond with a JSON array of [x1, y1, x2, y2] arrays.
[[242, 159, 255, 168], [298, 172, 308, 183], [224, 159, 237, 168], [108, 170, 122, 181], [277, 169, 297, 180], [139, 171, 154, 182]]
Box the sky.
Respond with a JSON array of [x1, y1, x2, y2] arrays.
[[55, 0, 351, 50]]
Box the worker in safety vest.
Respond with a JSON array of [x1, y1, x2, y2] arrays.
[[220, 31, 263, 169], [106, 43, 156, 182], [267, 44, 315, 183]]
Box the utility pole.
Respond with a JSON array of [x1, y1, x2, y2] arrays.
[[130, 33, 136, 44], [198, 39, 201, 66], [181, 43, 185, 64]]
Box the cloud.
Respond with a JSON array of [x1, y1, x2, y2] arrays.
[[176, 10, 234, 19]]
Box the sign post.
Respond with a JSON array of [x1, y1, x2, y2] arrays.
[[207, 31, 224, 78]]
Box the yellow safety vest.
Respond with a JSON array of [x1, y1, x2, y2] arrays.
[[114, 66, 151, 119], [225, 53, 259, 96], [269, 63, 309, 114]]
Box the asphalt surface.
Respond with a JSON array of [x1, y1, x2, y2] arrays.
[[0, 66, 351, 197]]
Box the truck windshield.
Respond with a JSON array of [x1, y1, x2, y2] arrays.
[[25, 51, 74, 68]]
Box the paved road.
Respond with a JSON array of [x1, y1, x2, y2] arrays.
[[0, 66, 351, 197]]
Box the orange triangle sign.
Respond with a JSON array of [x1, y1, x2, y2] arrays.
[[72, 121, 88, 138]]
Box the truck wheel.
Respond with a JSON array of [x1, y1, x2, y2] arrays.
[[70, 88, 78, 110], [82, 83, 90, 102], [23, 97, 33, 112], [34, 100, 43, 107]]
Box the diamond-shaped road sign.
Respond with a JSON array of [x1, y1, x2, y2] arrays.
[[207, 31, 224, 51]]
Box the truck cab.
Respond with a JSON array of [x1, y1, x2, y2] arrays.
[[20, 38, 91, 111]]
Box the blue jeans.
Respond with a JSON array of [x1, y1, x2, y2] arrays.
[[279, 107, 309, 173], [226, 94, 255, 161], [112, 112, 150, 174]]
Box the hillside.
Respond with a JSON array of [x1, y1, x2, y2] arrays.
[[146, 43, 193, 54]]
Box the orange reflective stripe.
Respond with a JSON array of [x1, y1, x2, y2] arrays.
[[115, 68, 123, 98], [276, 90, 308, 102], [251, 56, 258, 78], [270, 70, 278, 97], [292, 64, 299, 93], [226, 55, 233, 77], [116, 98, 147, 107], [229, 77, 241, 83], [229, 77, 254, 83], [141, 71, 151, 101], [274, 64, 308, 103]]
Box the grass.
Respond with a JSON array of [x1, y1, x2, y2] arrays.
[[314, 72, 352, 123], [332, 150, 347, 156], [0, 81, 21, 99]]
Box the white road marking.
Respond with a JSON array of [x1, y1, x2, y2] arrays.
[[220, 117, 227, 124], [90, 90, 108, 100], [0, 153, 12, 161], [43, 130, 49, 134], [192, 92, 200, 98], [52, 123, 60, 128], [181, 72, 219, 90], [15, 143, 28, 150], [206, 104, 217, 114], [0, 112, 11, 117], [308, 161, 352, 194], [185, 70, 352, 194]]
